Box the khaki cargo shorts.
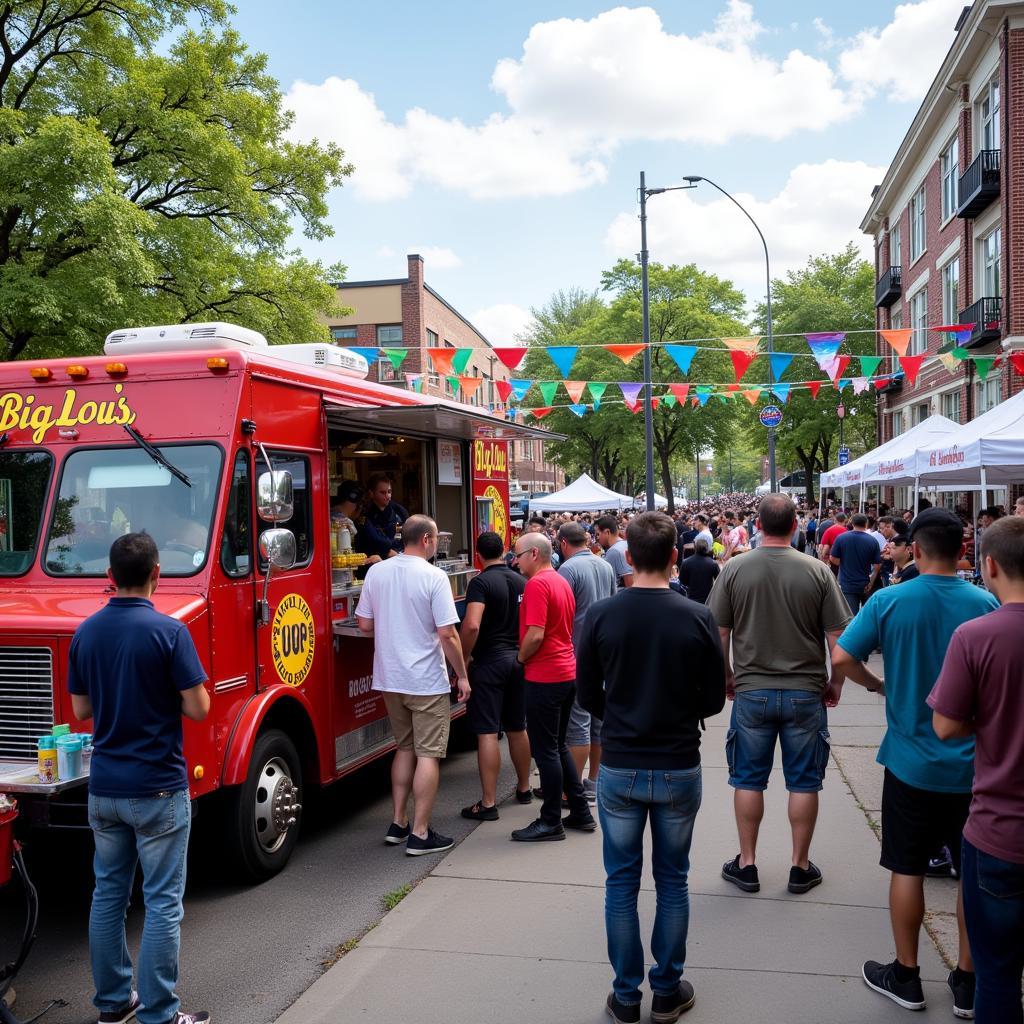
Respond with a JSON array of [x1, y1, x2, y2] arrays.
[[383, 691, 451, 758]]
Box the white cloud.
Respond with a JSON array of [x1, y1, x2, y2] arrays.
[[413, 246, 462, 270], [837, 0, 963, 102], [468, 304, 534, 344], [375, 245, 395, 259], [605, 160, 884, 305]]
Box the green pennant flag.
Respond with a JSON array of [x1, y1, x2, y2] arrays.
[[383, 348, 407, 372], [446, 375, 461, 393], [859, 356, 883, 378], [974, 356, 997, 380], [952, 347, 970, 360], [451, 349, 473, 374], [587, 381, 608, 402], [663, 394, 678, 408], [539, 381, 559, 405], [717, 394, 730, 404], [695, 385, 713, 396]]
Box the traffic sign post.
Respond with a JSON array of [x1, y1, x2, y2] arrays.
[[838, 446, 851, 467]]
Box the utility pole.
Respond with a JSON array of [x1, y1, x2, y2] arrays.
[[639, 171, 656, 512]]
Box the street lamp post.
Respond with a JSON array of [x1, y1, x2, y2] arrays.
[[683, 176, 777, 494]]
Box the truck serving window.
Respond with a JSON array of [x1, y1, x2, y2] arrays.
[[255, 451, 312, 570], [0, 451, 54, 576], [44, 445, 223, 577]]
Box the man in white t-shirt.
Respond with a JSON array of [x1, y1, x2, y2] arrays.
[[357, 515, 470, 856]]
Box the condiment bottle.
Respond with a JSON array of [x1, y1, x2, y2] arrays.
[[37, 735, 58, 783], [55, 734, 83, 780]]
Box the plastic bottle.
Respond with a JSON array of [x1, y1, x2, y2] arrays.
[[55, 734, 83, 780], [52, 723, 70, 739], [37, 735, 58, 783], [80, 734, 93, 774]]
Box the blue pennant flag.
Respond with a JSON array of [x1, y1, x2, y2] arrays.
[[568, 403, 587, 417], [837, 378, 852, 392], [509, 379, 533, 401], [769, 353, 794, 380], [592, 399, 601, 412], [696, 391, 712, 407], [664, 344, 698, 374], [348, 346, 380, 365], [546, 346, 578, 378], [771, 383, 791, 403]]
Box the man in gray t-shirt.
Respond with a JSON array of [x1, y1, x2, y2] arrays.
[[558, 522, 617, 801], [596, 514, 633, 589]]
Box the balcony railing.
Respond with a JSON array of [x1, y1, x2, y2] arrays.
[[958, 296, 1002, 348], [875, 265, 902, 308], [957, 150, 1000, 218]]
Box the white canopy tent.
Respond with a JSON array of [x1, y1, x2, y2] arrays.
[[528, 473, 635, 513]]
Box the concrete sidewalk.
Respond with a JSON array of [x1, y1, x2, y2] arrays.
[[277, 667, 963, 1024]]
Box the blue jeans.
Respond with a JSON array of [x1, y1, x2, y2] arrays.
[[88, 790, 191, 1024], [961, 838, 1024, 1024], [597, 765, 702, 1006]]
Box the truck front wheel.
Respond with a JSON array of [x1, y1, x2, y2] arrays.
[[225, 728, 303, 882]]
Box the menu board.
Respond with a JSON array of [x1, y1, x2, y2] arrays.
[[437, 440, 462, 486]]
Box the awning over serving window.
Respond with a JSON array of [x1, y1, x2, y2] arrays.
[[323, 398, 561, 442]]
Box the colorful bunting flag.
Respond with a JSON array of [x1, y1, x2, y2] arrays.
[[937, 352, 960, 374], [626, 400, 642, 414], [427, 348, 456, 375], [538, 381, 559, 405], [1010, 352, 1024, 376], [568, 404, 588, 417], [509, 379, 533, 401], [768, 353, 794, 380], [730, 350, 758, 382], [446, 375, 460, 394], [451, 349, 473, 375], [495, 380, 513, 403], [650, 397, 660, 412], [741, 388, 762, 406], [664, 344, 698, 375], [405, 373, 423, 393], [726, 383, 741, 393], [383, 348, 407, 372], [807, 381, 822, 399], [604, 344, 646, 364], [858, 356, 883, 378], [668, 383, 690, 403], [771, 383, 791, 403], [546, 346, 578, 378], [974, 356, 999, 381], [722, 337, 761, 354], [932, 323, 974, 345], [592, 400, 602, 412], [618, 381, 644, 404], [458, 376, 483, 400], [563, 381, 587, 403], [820, 355, 852, 381], [880, 329, 913, 356], [836, 378, 852, 392], [805, 333, 845, 361], [587, 381, 608, 403], [663, 395, 677, 408], [695, 385, 712, 408], [899, 354, 926, 386], [852, 377, 870, 395], [348, 346, 380, 366], [529, 407, 554, 420], [492, 347, 527, 371]]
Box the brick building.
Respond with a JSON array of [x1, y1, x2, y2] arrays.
[[861, 0, 1024, 509], [326, 253, 563, 492]]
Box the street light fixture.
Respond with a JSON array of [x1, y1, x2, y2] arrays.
[[682, 175, 778, 494]]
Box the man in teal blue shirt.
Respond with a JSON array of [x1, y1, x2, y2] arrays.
[[832, 508, 998, 1020]]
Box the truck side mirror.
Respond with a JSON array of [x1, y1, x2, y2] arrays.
[[257, 470, 294, 522], [259, 528, 296, 570]]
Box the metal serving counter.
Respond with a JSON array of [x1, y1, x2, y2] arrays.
[[0, 761, 89, 796]]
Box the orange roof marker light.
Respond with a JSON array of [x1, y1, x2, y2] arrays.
[[29, 367, 52, 381], [66, 365, 89, 380], [105, 362, 128, 376], [206, 357, 230, 371]]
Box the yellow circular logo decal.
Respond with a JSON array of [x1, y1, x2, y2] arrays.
[[271, 594, 315, 686], [484, 485, 508, 545]]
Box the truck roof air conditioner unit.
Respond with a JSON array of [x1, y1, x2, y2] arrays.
[[264, 343, 369, 380], [104, 322, 269, 355]]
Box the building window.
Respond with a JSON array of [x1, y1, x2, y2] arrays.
[[376, 325, 402, 345], [522, 440, 534, 462], [426, 329, 438, 346], [909, 288, 928, 355], [915, 402, 929, 425], [982, 226, 1001, 297], [331, 327, 358, 342], [940, 138, 959, 221], [980, 77, 1000, 150], [890, 309, 902, 331], [975, 376, 1000, 414], [941, 258, 960, 324], [889, 223, 901, 267], [891, 410, 904, 437], [942, 390, 960, 423], [909, 186, 926, 261]]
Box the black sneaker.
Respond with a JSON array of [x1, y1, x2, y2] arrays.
[[532, 786, 569, 808], [515, 788, 534, 804], [948, 968, 975, 1019], [98, 992, 140, 1024], [651, 980, 695, 1022], [721, 855, 760, 893], [461, 802, 499, 821], [173, 1014, 211, 1024], [926, 847, 958, 879], [562, 811, 597, 832], [510, 818, 566, 842], [384, 821, 410, 845], [788, 861, 823, 894], [406, 828, 454, 856], [861, 958, 926, 1011], [605, 992, 640, 1024]]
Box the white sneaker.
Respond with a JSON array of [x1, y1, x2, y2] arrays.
[[582, 778, 597, 804]]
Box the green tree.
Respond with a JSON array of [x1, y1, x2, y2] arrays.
[[749, 244, 878, 504], [0, 2, 352, 360]]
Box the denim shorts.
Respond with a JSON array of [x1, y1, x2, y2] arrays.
[[726, 689, 830, 793], [566, 695, 601, 747]]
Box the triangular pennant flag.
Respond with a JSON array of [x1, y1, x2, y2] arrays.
[[458, 376, 483, 400], [805, 333, 845, 360], [937, 352, 960, 374], [618, 381, 644, 404], [974, 356, 999, 381], [880, 329, 912, 356], [668, 383, 690, 403], [626, 400, 642, 414], [722, 337, 761, 354], [427, 348, 456, 375], [446, 375, 460, 393], [405, 373, 423, 393], [836, 378, 852, 392], [741, 388, 762, 406], [563, 381, 587, 403], [952, 347, 971, 360], [663, 395, 678, 408], [852, 377, 870, 395], [492, 347, 527, 371], [1010, 352, 1024, 376], [348, 346, 380, 366], [823, 355, 852, 381], [695, 385, 712, 408], [538, 381, 559, 405], [587, 381, 608, 403], [898, 354, 926, 386], [546, 346, 578, 378], [529, 407, 554, 420], [771, 383, 791, 404], [604, 344, 646, 365], [690, 397, 699, 408], [451, 349, 473, 375], [729, 350, 757, 381], [568, 404, 588, 417], [726, 383, 741, 393], [495, 380, 513, 403], [768, 353, 794, 380], [858, 356, 883, 378], [717, 394, 731, 404], [664, 344, 698, 374], [807, 381, 822, 399], [383, 348, 407, 372], [933, 323, 975, 345], [650, 397, 660, 412], [510, 379, 533, 401], [592, 399, 602, 412]]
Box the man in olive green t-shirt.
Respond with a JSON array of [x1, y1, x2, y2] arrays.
[[708, 494, 851, 896]]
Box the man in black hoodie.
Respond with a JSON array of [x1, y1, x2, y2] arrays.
[[577, 512, 726, 1024]]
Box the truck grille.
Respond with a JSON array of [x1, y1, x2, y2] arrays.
[[0, 647, 55, 759]]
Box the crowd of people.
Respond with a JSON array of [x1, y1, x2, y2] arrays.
[[63, 486, 1024, 1024]]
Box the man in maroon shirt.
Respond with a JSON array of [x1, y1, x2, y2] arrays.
[[511, 532, 595, 842], [929, 516, 1024, 1024]]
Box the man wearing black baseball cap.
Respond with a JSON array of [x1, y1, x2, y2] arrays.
[[832, 507, 999, 1018]]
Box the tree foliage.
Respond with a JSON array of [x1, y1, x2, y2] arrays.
[[0, 1, 352, 360]]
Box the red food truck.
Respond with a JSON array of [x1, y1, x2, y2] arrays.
[[0, 322, 551, 879]]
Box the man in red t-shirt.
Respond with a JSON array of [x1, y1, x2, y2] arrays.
[[818, 511, 849, 568], [512, 532, 595, 841]]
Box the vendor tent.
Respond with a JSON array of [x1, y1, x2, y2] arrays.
[[528, 473, 635, 512]]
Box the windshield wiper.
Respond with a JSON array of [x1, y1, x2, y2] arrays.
[[123, 424, 192, 487]]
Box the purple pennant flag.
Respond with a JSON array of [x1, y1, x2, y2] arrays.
[[618, 381, 644, 404], [805, 333, 845, 362]]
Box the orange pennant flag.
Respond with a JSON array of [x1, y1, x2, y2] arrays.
[[742, 388, 762, 405], [650, 397, 660, 412], [880, 329, 913, 357], [457, 376, 483, 400], [563, 381, 587, 403], [427, 348, 456, 375], [730, 350, 757, 381], [530, 407, 554, 420], [605, 344, 646, 364], [722, 337, 761, 354], [669, 383, 690, 403]]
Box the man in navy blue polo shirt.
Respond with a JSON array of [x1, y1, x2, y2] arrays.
[[829, 513, 882, 614], [69, 532, 211, 1024]]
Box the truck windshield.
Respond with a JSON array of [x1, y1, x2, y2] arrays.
[[0, 451, 54, 576], [44, 445, 223, 577]]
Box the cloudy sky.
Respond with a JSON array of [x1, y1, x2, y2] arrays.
[[231, 0, 967, 342]]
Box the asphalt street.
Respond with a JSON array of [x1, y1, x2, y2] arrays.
[[1, 740, 514, 1024]]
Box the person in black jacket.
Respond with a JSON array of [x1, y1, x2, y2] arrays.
[[577, 512, 726, 1024], [679, 538, 720, 603]]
